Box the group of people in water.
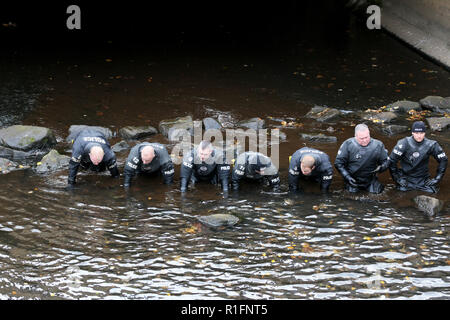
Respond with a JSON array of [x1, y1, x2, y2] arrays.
[[67, 120, 448, 194]]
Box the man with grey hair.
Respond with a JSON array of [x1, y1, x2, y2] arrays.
[[180, 140, 230, 193], [334, 123, 389, 193], [123, 142, 174, 188]]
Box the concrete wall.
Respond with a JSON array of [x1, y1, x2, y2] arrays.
[[382, 0, 450, 68]]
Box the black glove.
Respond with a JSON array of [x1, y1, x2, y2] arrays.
[[425, 178, 440, 187], [344, 175, 358, 187], [396, 178, 408, 187]]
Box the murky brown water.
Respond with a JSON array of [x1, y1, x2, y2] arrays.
[[1, 21, 449, 299]]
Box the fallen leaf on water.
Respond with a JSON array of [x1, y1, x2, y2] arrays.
[[105, 58, 112, 62], [364, 236, 372, 241]]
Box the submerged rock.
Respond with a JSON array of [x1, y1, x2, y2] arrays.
[[419, 96, 450, 114], [425, 117, 450, 131], [413, 195, 444, 218], [197, 213, 240, 228], [119, 126, 158, 140], [305, 106, 340, 122], [66, 125, 113, 143], [35, 149, 70, 173], [362, 111, 398, 124], [0, 125, 57, 152], [237, 117, 265, 130], [380, 124, 409, 136], [300, 133, 337, 143], [386, 100, 421, 113], [111, 140, 130, 153]]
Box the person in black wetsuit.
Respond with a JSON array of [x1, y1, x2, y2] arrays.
[[123, 142, 174, 189], [68, 128, 119, 186], [180, 141, 230, 193], [388, 121, 447, 193], [231, 151, 280, 191], [288, 147, 333, 193], [334, 124, 389, 194]]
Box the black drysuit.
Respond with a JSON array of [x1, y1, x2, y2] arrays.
[[231, 152, 280, 191], [180, 147, 230, 192], [68, 129, 119, 185], [288, 147, 333, 193], [388, 136, 447, 193], [334, 137, 389, 194], [123, 142, 174, 188]]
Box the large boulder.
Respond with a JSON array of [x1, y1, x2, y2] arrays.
[[300, 133, 337, 143], [425, 117, 450, 131], [305, 106, 340, 122], [413, 195, 444, 218], [118, 126, 158, 140], [386, 100, 421, 113], [158, 116, 194, 140], [0, 125, 56, 152], [419, 96, 450, 114], [237, 117, 265, 130], [197, 213, 240, 228], [66, 125, 113, 143], [34, 149, 70, 173]]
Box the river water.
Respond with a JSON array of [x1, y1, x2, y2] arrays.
[[0, 16, 449, 299]]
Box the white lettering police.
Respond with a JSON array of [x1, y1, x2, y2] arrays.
[[83, 137, 106, 144]]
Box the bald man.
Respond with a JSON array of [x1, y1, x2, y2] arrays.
[[123, 142, 174, 188], [288, 147, 333, 193], [68, 128, 119, 185]]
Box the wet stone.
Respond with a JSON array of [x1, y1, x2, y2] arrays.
[[111, 140, 130, 153], [197, 213, 240, 228], [66, 125, 113, 143], [361, 111, 398, 124], [380, 124, 409, 136], [0, 146, 33, 161], [425, 117, 450, 131], [386, 100, 421, 113], [413, 195, 444, 218], [419, 96, 450, 114], [203, 117, 222, 131], [237, 117, 265, 130], [0, 158, 28, 174], [119, 126, 158, 140], [300, 133, 337, 143], [158, 116, 194, 139], [35, 149, 70, 173], [217, 114, 237, 128], [305, 106, 340, 122], [0, 125, 57, 152]]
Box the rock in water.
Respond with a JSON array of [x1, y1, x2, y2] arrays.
[[111, 140, 130, 153], [197, 214, 239, 228], [386, 100, 421, 113], [237, 117, 265, 130], [35, 149, 70, 173], [419, 96, 450, 114], [119, 126, 158, 140], [426, 117, 450, 131], [300, 133, 337, 143], [305, 106, 340, 122], [158, 116, 194, 139], [413, 195, 444, 218], [0, 125, 57, 152], [203, 117, 222, 131]]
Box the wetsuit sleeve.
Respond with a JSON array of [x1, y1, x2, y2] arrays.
[[430, 142, 448, 181], [68, 141, 83, 185], [288, 153, 301, 192], [180, 154, 194, 192], [334, 141, 352, 179], [388, 140, 405, 182], [320, 163, 334, 193], [104, 150, 119, 178], [123, 149, 139, 188], [378, 144, 389, 172], [160, 160, 175, 185], [217, 157, 231, 192]]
